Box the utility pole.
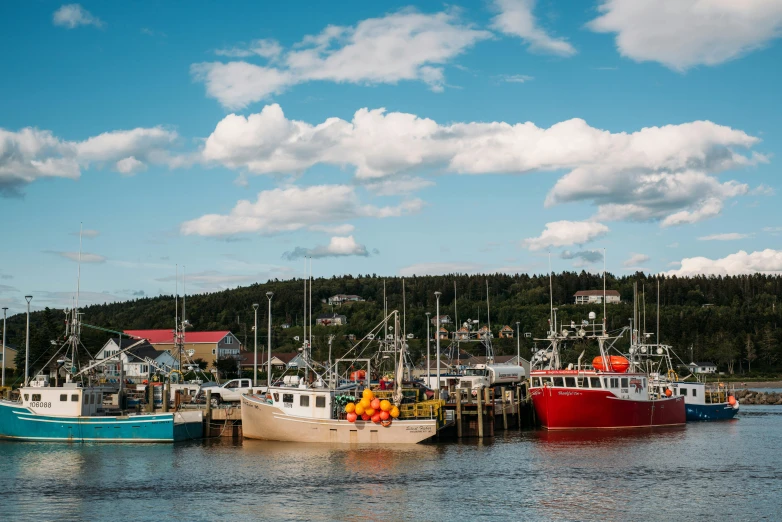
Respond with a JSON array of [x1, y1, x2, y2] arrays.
[[25, 295, 32, 386], [266, 292, 274, 388], [2, 307, 7, 387], [435, 291, 442, 399], [425, 312, 431, 387], [253, 303, 259, 387], [516, 321, 520, 365]]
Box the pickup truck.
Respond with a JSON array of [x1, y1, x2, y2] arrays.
[[199, 378, 256, 406]]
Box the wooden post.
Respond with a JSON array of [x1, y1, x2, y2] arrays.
[[205, 390, 212, 438], [476, 387, 484, 439], [163, 382, 169, 412], [501, 386, 508, 431], [517, 385, 522, 429], [146, 385, 154, 412], [485, 387, 493, 437], [174, 390, 182, 409], [456, 388, 463, 438]]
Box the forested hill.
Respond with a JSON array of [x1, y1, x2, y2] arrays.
[[5, 271, 782, 376]]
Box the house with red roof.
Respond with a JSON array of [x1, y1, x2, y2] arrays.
[[124, 329, 242, 366]]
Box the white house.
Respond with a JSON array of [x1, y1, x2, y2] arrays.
[[327, 294, 365, 306], [316, 313, 347, 326], [95, 338, 179, 382], [683, 361, 718, 374], [574, 290, 621, 304], [431, 315, 453, 326]]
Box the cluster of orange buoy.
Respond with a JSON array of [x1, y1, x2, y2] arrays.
[[345, 388, 400, 426]]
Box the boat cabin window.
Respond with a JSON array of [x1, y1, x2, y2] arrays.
[[692, 389, 697, 397], [71, 394, 79, 402], [282, 393, 294, 404], [532, 377, 541, 387], [316, 396, 326, 408], [590, 377, 601, 388], [273, 393, 280, 402], [610, 378, 619, 388], [621, 378, 628, 388], [300, 395, 310, 407], [24, 394, 29, 401], [60, 394, 67, 402], [553, 377, 564, 387], [565, 377, 576, 388], [542, 377, 553, 386], [32, 394, 41, 401], [680, 388, 687, 396]]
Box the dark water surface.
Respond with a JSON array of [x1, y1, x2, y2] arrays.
[[1, 406, 780, 521]]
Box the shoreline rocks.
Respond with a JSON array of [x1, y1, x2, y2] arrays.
[[734, 389, 782, 405]]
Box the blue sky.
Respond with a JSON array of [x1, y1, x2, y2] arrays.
[[1, 0, 781, 314]]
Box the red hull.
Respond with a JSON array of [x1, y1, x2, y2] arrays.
[[531, 387, 685, 430]]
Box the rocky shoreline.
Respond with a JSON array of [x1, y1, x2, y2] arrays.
[[734, 389, 782, 405]]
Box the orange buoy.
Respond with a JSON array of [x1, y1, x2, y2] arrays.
[[351, 370, 366, 381], [728, 395, 737, 406], [362, 387, 374, 400], [665, 389, 672, 397], [379, 410, 390, 421], [346, 412, 357, 423], [592, 355, 630, 373], [390, 406, 400, 418], [345, 402, 356, 414], [371, 413, 382, 423], [365, 407, 375, 417], [361, 413, 371, 421], [380, 399, 391, 412], [355, 404, 365, 416], [370, 398, 381, 410], [359, 397, 371, 409]]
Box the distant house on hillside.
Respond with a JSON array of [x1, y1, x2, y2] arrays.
[[0, 344, 18, 371], [95, 338, 179, 382], [316, 313, 347, 326], [499, 325, 514, 338], [431, 315, 452, 326], [681, 361, 717, 374], [574, 290, 621, 305], [123, 330, 241, 365], [327, 294, 365, 306]]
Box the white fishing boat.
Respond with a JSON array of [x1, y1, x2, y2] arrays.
[[242, 310, 443, 444]]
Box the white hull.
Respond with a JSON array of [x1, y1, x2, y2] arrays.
[[241, 395, 437, 444]]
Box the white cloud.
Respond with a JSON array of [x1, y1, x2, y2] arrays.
[[0, 126, 177, 195], [523, 221, 609, 251], [308, 224, 355, 235], [491, 0, 576, 56], [180, 184, 423, 237], [46, 251, 107, 263], [283, 235, 369, 260], [587, 0, 782, 71], [623, 253, 650, 267], [697, 232, 752, 241], [399, 262, 483, 277], [115, 156, 147, 175], [364, 176, 435, 196], [199, 104, 762, 225], [666, 249, 782, 276], [53, 4, 104, 29], [192, 9, 491, 109], [214, 39, 283, 60], [499, 74, 535, 83], [750, 184, 776, 196]]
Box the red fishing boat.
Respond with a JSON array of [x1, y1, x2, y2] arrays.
[[528, 308, 685, 430]]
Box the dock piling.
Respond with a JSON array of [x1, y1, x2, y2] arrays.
[[501, 386, 508, 431], [456, 388, 462, 438], [477, 388, 484, 439]]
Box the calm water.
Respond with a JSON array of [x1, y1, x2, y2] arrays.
[[1, 406, 780, 521]]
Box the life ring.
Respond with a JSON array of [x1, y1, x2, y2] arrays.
[[381, 419, 392, 427], [666, 369, 678, 382]]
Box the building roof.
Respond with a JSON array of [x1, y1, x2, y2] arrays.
[[124, 330, 234, 344], [500, 325, 514, 331], [693, 361, 716, 366], [238, 351, 298, 365], [108, 338, 163, 361], [468, 355, 519, 365], [574, 290, 621, 297], [316, 313, 346, 320]]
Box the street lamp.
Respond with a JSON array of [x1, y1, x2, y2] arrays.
[[516, 321, 521, 366], [25, 296, 32, 386], [425, 312, 431, 388], [252, 303, 259, 387], [434, 291, 442, 399], [2, 307, 7, 388], [266, 291, 274, 388]]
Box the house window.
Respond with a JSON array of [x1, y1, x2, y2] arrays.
[[225, 337, 233, 344], [212, 349, 216, 355], [32, 394, 41, 401], [60, 394, 67, 402], [565, 377, 576, 388], [316, 396, 326, 408], [72, 394, 79, 402], [300, 395, 310, 407]]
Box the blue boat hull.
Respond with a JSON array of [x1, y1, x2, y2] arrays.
[[685, 403, 739, 421], [0, 400, 202, 442]]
